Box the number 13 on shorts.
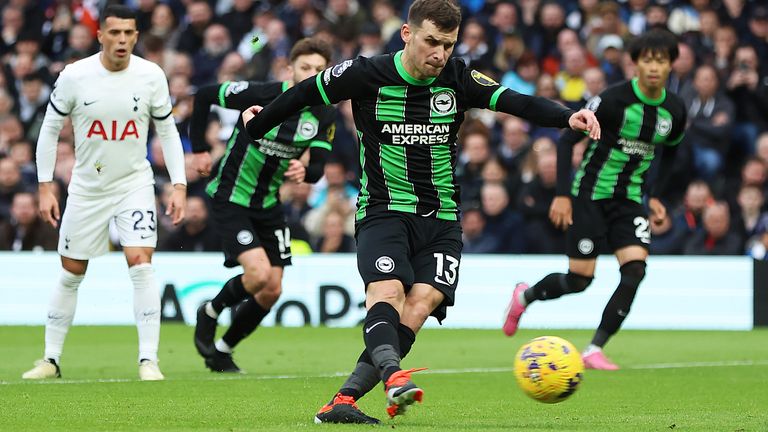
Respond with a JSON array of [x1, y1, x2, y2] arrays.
[[433, 252, 459, 286]]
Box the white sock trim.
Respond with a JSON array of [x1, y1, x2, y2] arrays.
[[583, 344, 602, 356], [215, 339, 232, 353], [205, 302, 219, 319]]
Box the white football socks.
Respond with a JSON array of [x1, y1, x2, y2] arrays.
[[130, 263, 160, 363], [44, 269, 85, 363]]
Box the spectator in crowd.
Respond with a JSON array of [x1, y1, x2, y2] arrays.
[[744, 5, 768, 72], [649, 212, 686, 255], [517, 148, 564, 254], [725, 156, 768, 201], [566, 0, 602, 40], [62, 23, 97, 61], [457, 127, 492, 205], [683, 201, 743, 255], [454, 19, 494, 72], [711, 25, 738, 78], [501, 50, 538, 95], [1, 5, 25, 57], [160, 196, 220, 252], [597, 34, 625, 85], [581, 67, 607, 106], [623, 0, 651, 36], [461, 206, 497, 253], [0, 88, 14, 119], [191, 24, 231, 87], [527, 1, 566, 62], [304, 183, 355, 241], [481, 182, 525, 253], [371, 0, 403, 44], [725, 45, 768, 160], [497, 115, 531, 176], [0, 191, 58, 251], [357, 22, 384, 58], [756, 133, 768, 168], [493, 30, 527, 77], [667, 42, 696, 98], [668, 0, 710, 35], [683, 64, 735, 181], [732, 185, 766, 244], [313, 210, 355, 253], [247, 18, 291, 81], [8, 141, 36, 186], [686, 7, 718, 61], [281, 181, 313, 244], [481, 157, 519, 206], [586, 2, 629, 54], [747, 215, 768, 259], [176, 0, 214, 55], [18, 72, 49, 139], [672, 180, 714, 238], [644, 3, 669, 30], [221, 0, 258, 46], [308, 159, 357, 209], [146, 3, 181, 51], [0, 157, 26, 221]]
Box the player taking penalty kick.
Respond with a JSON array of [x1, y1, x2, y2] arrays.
[[242, 0, 599, 422], [23, 5, 187, 381]]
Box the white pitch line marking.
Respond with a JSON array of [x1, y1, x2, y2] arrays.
[[2, 360, 766, 386]]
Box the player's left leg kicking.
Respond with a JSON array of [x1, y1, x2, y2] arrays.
[[315, 215, 461, 423]]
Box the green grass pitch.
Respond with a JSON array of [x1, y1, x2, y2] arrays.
[[1, 325, 767, 431]]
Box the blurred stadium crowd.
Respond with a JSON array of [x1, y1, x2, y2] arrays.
[[1, 0, 768, 258]]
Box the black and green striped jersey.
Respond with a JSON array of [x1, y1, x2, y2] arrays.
[[245, 51, 575, 221], [570, 78, 686, 203], [313, 52, 570, 221], [191, 80, 335, 209]]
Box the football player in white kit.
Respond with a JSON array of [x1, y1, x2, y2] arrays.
[[23, 5, 187, 381]]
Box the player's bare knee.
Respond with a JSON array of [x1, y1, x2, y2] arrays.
[[61, 258, 88, 276], [257, 283, 282, 307], [403, 301, 432, 326], [242, 267, 270, 294]]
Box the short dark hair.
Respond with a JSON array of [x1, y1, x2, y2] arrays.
[[408, 0, 462, 32], [289, 38, 333, 65], [100, 5, 137, 24], [628, 29, 679, 63]]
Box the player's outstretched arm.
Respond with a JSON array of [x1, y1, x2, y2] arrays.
[[492, 90, 599, 139], [245, 77, 325, 140]]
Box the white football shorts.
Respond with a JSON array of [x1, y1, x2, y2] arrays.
[[58, 185, 158, 259]]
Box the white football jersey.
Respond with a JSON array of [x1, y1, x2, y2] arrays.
[[48, 53, 175, 196]]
